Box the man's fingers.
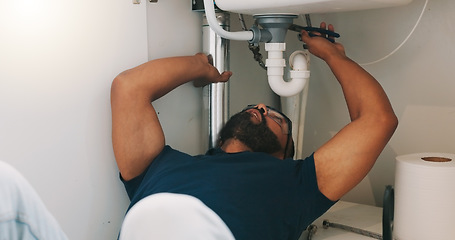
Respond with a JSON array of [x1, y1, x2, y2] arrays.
[[219, 71, 232, 82]]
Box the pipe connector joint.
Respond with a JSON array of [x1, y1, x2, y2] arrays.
[[249, 25, 272, 45]]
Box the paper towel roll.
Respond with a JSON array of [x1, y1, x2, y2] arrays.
[[394, 152, 455, 240]]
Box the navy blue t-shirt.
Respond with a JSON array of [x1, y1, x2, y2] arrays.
[[121, 146, 336, 240]]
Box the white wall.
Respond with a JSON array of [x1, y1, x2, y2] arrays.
[[0, 0, 147, 239], [145, 0, 205, 155]]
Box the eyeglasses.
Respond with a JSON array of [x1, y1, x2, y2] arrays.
[[242, 104, 292, 135]]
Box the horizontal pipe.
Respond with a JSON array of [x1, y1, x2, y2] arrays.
[[203, 0, 253, 41]]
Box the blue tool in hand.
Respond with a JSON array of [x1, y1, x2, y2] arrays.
[[289, 24, 340, 43]]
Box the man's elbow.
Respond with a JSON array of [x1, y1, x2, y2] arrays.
[[111, 71, 135, 102], [381, 112, 399, 136], [112, 70, 129, 91], [391, 114, 399, 130]]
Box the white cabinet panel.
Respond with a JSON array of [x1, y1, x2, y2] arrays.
[[0, 1, 148, 239]]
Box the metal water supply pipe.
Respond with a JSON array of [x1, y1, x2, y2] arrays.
[[202, 12, 230, 149]]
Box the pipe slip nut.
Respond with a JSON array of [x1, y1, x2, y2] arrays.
[[290, 70, 310, 79], [265, 58, 286, 67], [265, 43, 286, 51]]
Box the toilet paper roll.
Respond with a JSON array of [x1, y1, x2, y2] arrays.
[[394, 152, 455, 240]]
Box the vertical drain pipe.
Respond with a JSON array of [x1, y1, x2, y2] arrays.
[[202, 12, 230, 149]]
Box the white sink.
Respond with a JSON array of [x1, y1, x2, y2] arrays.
[[215, 0, 412, 15]]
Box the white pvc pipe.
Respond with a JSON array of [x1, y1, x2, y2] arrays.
[[203, 0, 253, 41], [280, 50, 311, 159], [265, 43, 309, 97], [295, 82, 309, 159]]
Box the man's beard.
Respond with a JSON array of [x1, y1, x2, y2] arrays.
[[218, 111, 281, 154]]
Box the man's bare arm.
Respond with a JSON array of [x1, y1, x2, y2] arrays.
[[302, 23, 398, 201], [111, 54, 232, 180]]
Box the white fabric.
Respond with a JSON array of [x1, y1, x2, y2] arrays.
[[120, 193, 236, 240], [0, 161, 68, 240]]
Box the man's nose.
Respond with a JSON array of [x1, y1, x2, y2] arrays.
[[256, 104, 268, 115]]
